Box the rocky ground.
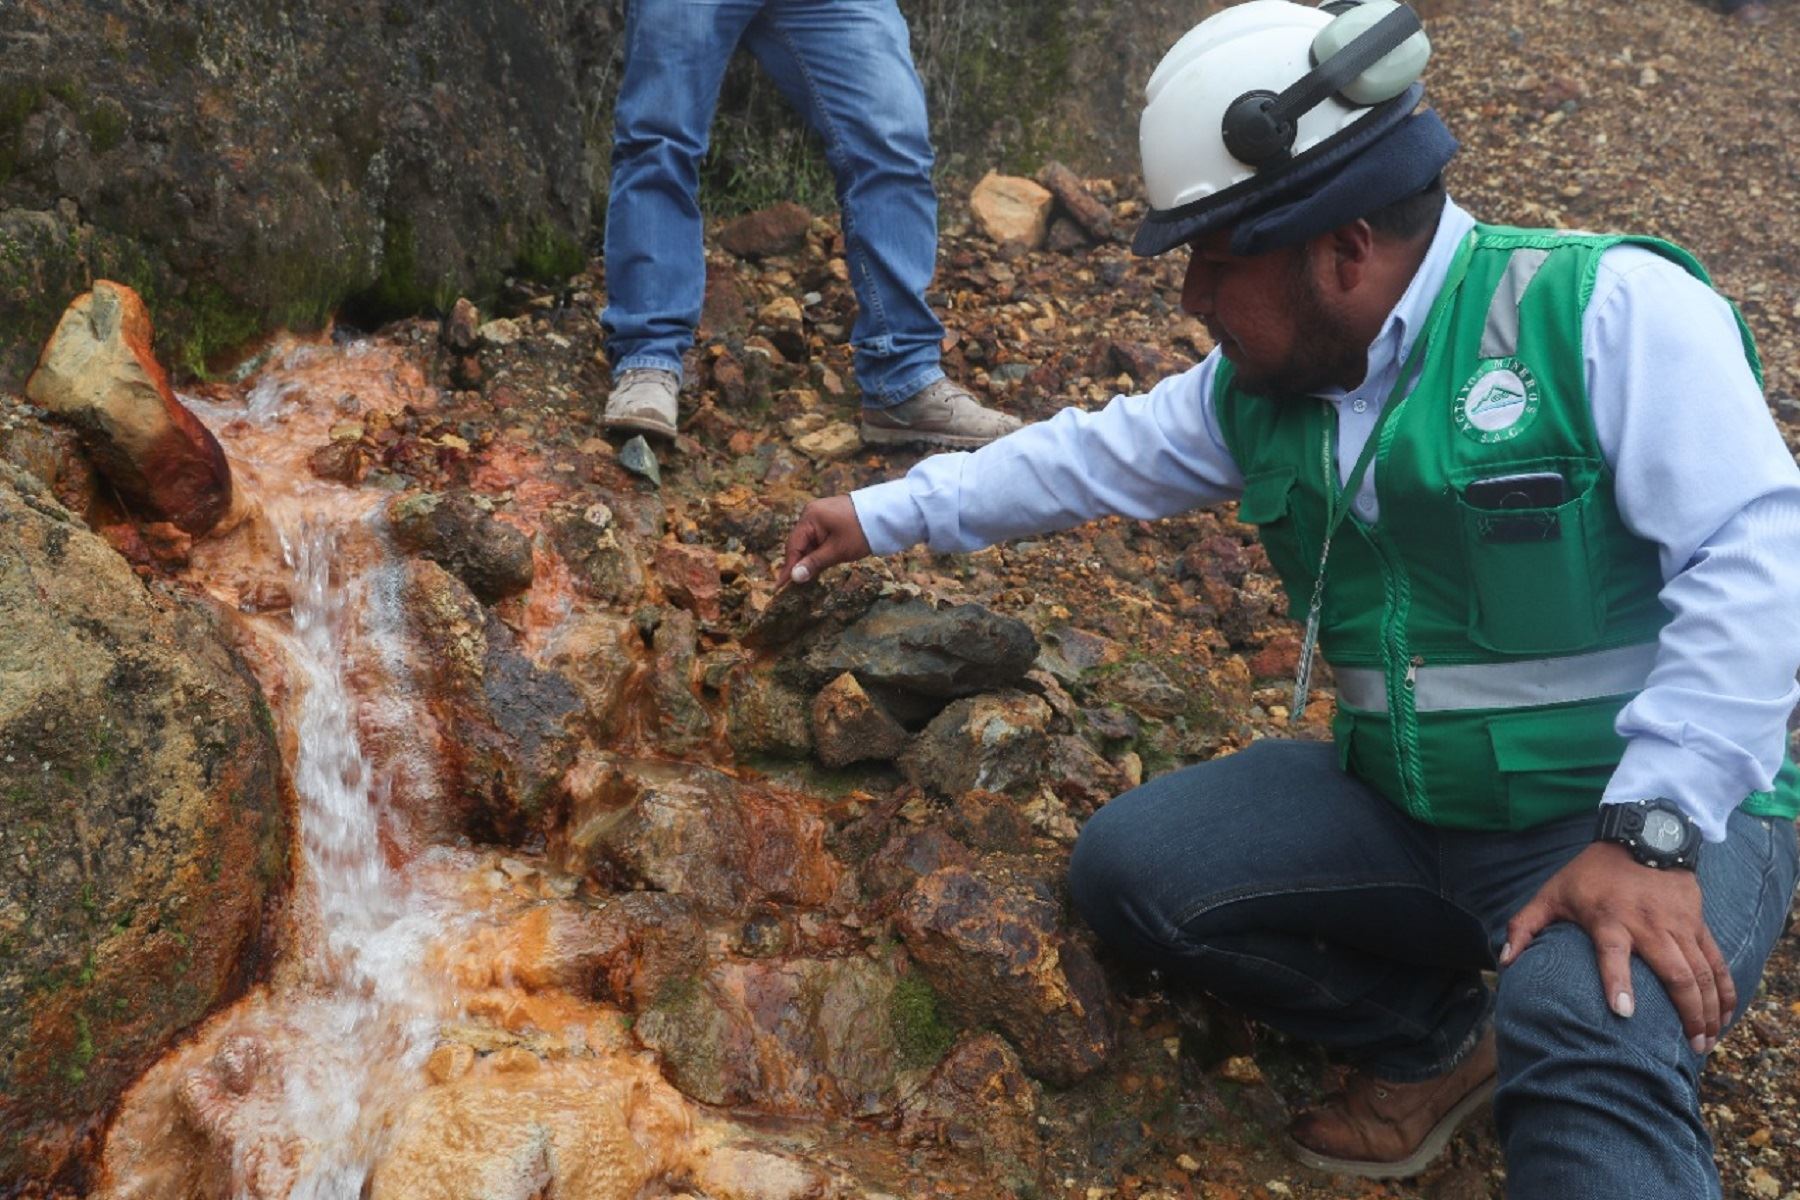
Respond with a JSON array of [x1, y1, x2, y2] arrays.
[[246, 0, 1800, 1195], [6, 0, 1800, 1196]]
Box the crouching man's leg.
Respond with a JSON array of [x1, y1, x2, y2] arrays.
[[1069, 739, 1499, 1176], [1492, 809, 1797, 1200]]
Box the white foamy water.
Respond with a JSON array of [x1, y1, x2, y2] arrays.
[[160, 345, 465, 1197]]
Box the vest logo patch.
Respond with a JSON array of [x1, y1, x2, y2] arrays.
[[1455, 359, 1540, 443]]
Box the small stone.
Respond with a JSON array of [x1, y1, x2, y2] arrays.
[[793, 421, 861, 462], [476, 317, 522, 347], [1747, 1168, 1781, 1199], [619, 436, 662, 487], [425, 1042, 475, 1084]]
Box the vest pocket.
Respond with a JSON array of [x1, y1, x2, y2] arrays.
[[1486, 702, 1625, 829], [1456, 474, 1606, 654], [1237, 467, 1315, 621]]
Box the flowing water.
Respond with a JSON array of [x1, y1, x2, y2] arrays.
[[88, 335, 955, 1200]]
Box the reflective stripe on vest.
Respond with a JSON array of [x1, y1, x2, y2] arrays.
[[1334, 642, 1659, 714]]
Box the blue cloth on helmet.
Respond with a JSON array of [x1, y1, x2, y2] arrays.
[[1130, 85, 1459, 257]]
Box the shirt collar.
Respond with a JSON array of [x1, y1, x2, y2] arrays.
[[1315, 197, 1476, 402], [1385, 196, 1476, 370]]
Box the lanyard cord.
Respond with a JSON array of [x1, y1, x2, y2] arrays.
[[1288, 232, 1478, 725]]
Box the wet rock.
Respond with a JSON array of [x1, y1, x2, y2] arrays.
[[805, 598, 1038, 699], [398, 560, 583, 841], [540, 612, 643, 741], [25, 281, 234, 535], [636, 955, 905, 1115], [810, 672, 909, 768], [652, 541, 722, 623], [646, 607, 712, 758], [0, 465, 285, 1183], [896, 864, 1114, 1087], [461, 891, 705, 1013], [718, 201, 813, 260], [725, 665, 814, 760], [896, 1032, 1045, 1195], [0, 406, 104, 522], [1037, 161, 1118, 242], [561, 758, 844, 913], [544, 501, 646, 606], [387, 490, 535, 604], [969, 172, 1053, 249], [366, 1056, 687, 1200], [900, 691, 1053, 798], [307, 438, 373, 485], [863, 828, 976, 908]]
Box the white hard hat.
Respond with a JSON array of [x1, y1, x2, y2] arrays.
[[1133, 0, 1434, 256]]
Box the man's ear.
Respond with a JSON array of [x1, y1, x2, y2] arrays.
[[1321, 220, 1376, 292]]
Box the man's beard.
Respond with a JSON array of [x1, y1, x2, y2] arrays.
[[1225, 251, 1369, 397]]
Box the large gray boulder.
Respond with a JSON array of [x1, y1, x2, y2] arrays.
[[0, 0, 610, 382], [0, 464, 285, 1183]]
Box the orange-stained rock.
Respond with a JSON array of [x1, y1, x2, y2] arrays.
[[810, 672, 909, 768], [653, 541, 723, 622], [969, 172, 1053, 249], [897, 1032, 1045, 1194], [26, 281, 234, 535], [635, 956, 907, 1116], [0, 464, 285, 1184], [555, 757, 846, 914], [896, 863, 1114, 1087]]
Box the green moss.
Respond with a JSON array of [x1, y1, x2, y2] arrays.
[[515, 219, 585, 285], [890, 973, 955, 1069], [83, 98, 129, 154], [176, 281, 265, 379], [0, 81, 45, 187]]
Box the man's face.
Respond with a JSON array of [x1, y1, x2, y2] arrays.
[[1180, 232, 1368, 395]]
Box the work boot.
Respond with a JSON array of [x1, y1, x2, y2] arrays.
[[860, 378, 1023, 450], [1288, 1028, 1498, 1180], [603, 368, 679, 440]]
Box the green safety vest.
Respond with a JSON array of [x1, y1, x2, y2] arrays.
[[1216, 224, 1800, 830]]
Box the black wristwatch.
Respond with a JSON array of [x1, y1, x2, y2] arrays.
[[1594, 800, 1702, 871]]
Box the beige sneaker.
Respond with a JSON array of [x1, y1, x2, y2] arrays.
[[603, 368, 679, 439], [860, 378, 1023, 450]]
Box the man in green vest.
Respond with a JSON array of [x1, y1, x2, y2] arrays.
[[779, 1, 1800, 1194]]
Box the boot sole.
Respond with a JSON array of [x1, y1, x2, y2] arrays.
[[859, 422, 1009, 451], [603, 413, 678, 441], [1287, 1074, 1497, 1181]]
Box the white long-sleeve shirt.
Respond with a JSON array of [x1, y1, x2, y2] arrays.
[[851, 199, 1800, 842]]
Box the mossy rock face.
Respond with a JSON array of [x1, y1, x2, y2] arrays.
[[0, 0, 613, 385], [688, 0, 1206, 214], [0, 465, 287, 1184]]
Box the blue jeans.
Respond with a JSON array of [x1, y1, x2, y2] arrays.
[[1069, 739, 1799, 1199], [602, 0, 946, 407]]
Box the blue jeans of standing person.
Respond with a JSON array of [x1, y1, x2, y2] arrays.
[[1069, 739, 1799, 1199], [602, 0, 946, 408]]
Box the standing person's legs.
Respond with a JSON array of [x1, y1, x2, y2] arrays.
[[602, 0, 761, 382], [1070, 740, 1494, 1080], [1476, 809, 1798, 1200], [739, 0, 945, 406]]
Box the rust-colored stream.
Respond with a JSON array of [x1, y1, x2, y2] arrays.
[[86, 338, 828, 1200]]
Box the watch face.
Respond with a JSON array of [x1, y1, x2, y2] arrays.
[[1643, 810, 1686, 853]]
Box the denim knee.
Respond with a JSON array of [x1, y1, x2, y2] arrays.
[[1068, 798, 1140, 947]]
